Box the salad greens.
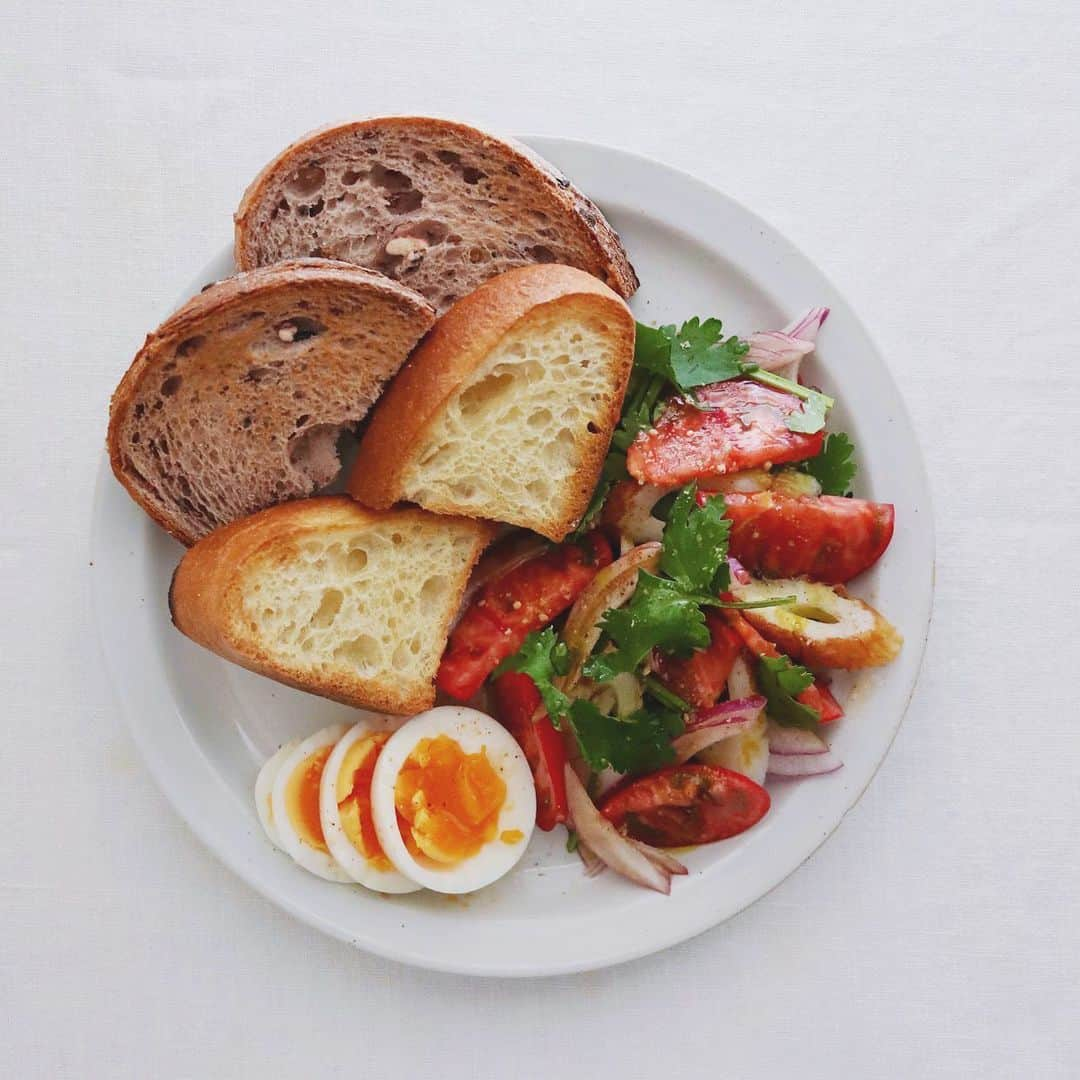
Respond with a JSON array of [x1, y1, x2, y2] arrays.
[[756, 655, 820, 729], [512, 311, 848, 769], [802, 432, 858, 496]]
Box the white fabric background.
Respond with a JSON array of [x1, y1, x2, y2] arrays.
[[3, 2, 1077, 1076]]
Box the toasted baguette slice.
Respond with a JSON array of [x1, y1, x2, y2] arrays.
[[170, 496, 494, 713], [234, 117, 638, 313], [346, 265, 636, 542], [109, 259, 435, 545]]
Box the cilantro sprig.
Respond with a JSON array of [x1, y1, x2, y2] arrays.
[[496, 628, 680, 774], [583, 572, 710, 682], [634, 319, 748, 390], [660, 485, 731, 595], [801, 432, 858, 496], [757, 655, 820, 729]]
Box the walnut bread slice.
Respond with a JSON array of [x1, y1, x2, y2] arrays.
[[169, 496, 494, 713], [346, 264, 636, 542], [108, 259, 435, 546], [234, 117, 638, 313]]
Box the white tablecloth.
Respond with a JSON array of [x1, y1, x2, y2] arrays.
[[4, 1, 1078, 1076]]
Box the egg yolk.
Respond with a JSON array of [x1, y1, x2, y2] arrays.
[[394, 735, 507, 865], [334, 733, 393, 872], [285, 745, 333, 852]]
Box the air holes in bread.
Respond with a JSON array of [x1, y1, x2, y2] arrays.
[[286, 164, 326, 199], [458, 370, 516, 416], [309, 588, 343, 629], [275, 316, 325, 343], [288, 422, 344, 481], [387, 190, 423, 214], [176, 336, 205, 358], [335, 634, 382, 672], [161, 375, 182, 397], [346, 547, 368, 573]]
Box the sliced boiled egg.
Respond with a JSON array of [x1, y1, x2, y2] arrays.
[[319, 718, 420, 894], [371, 707, 536, 894], [270, 724, 352, 882], [255, 739, 299, 851]]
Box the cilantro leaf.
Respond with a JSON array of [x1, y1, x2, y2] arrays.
[[803, 432, 857, 496], [634, 319, 748, 393], [566, 699, 681, 775], [582, 572, 710, 681], [660, 485, 731, 594], [494, 630, 683, 775], [757, 655, 820, 729], [493, 628, 572, 723], [785, 392, 830, 434]]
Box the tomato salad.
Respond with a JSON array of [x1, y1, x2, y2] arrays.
[[436, 308, 901, 893]]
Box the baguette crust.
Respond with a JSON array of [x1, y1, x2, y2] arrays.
[[108, 259, 435, 545], [234, 117, 638, 308], [345, 264, 635, 540], [170, 496, 495, 713]]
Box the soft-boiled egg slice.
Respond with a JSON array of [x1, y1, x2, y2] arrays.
[[270, 724, 352, 882], [371, 706, 536, 894], [319, 718, 420, 894], [255, 740, 299, 851]]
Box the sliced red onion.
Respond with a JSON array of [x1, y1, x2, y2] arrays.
[[766, 722, 829, 756], [745, 331, 815, 372], [686, 695, 767, 730], [673, 720, 758, 763], [565, 765, 671, 893], [761, 307, 830, 381], [561, 543, 662, 692], [627, 837, 688, 876], [782, 306, 830, 343], [576, 837, 606, 877], [767, 750, 842, 777], [728, 555, 752, 585]]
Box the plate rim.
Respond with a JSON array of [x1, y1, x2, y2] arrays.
[[91, 134, 935, 976]]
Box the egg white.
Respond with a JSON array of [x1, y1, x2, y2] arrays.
[[371, 706, 537, 894], [254, 740, 299, 851], [318, 717, 420, 894], [271, 724, 352, 883]]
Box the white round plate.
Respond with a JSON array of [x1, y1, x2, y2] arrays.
[[92, 136, 934, 976]]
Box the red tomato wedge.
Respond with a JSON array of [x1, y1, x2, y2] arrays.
[[724, 611, 844, 723], [652, 610, 744, 709], [599, 764, 770, 848], [716, 491, 895, 584], [437, 532, 613, 701], [491, 673, 568, 831], [626, 379, 824, 487]]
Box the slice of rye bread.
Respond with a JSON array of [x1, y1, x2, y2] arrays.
[[108, 259, 435, 546], [169, 496, 495, 713], [233, 117, 638, 314], [346, 265, 636, 542]]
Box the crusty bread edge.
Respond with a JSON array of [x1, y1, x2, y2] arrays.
[[169, 495, 496, 714], [345, 264, 636, 541], [233, 116, 639, 298], [107, 259, 435, 546]]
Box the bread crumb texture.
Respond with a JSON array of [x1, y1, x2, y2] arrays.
[[242, 121, 635, 311], [238, 518, 479, 691], [114, 269, 431, 544], [400, 309, 620, 533]]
